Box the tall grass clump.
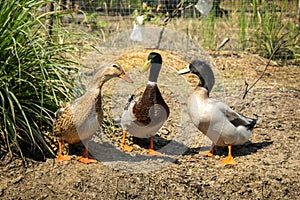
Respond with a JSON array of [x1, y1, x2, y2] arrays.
[[0, 0, 79, 161], [238, 0, 247, 50], [200, 6, 216, 49], [251, 0, 300, 60]]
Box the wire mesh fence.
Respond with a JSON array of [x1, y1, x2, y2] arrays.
[[54, 0, 299, 60], [59, 0, 299, 17]]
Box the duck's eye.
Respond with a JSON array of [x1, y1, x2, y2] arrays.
[[112, 64, 121, 71]]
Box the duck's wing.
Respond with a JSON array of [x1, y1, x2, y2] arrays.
[[124, 94, 136, 111], [53, 105, 74, 136], [216, 101, 258, 131], [121, 93, 142, 125]]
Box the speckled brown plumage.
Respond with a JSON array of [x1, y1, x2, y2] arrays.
[[53, 89, 104, 144], [53, 105, 81, 144], [53, 63, 133, 163]]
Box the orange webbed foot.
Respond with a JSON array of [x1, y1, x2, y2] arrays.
[[221, 155, 237, 165], [199, 150, 214, 157], [147, 149, 164, 156], [57, 154, 72, 162], [147, 136, 163, 156], [121, 144, 133, 152], [77, 156, 97, 164], [57, 140, 72, 162], [221, 144, 236, 165], [207, 151, 214, 157], [121, 131, 133, 152], [199, 144, 215, 157]]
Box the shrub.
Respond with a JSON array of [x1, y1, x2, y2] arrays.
[[0, 0, 79, 161]]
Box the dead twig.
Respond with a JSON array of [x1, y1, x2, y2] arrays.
[[157, 1, 193, 49], [156, 1, 184, 48], [156, 27, 166, 49], [160, 1, 186, 25], [216, 37, 230, 50], [242, 32, 300, 99]]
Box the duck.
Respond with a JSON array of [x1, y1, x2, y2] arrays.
[[121, 52, 169, 156], [53, 63, 133, 164], [178, 60, 258, 165]]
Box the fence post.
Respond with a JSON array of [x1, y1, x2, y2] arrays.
[[45, 2, 54, 37]]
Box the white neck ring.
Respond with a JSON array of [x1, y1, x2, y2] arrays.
[[147, 81, 157, 85]]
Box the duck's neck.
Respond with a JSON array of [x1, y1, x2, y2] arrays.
[[197, 76, 210, 96], [88, 76, 107, 93], [147, 81, 157, 85], [97, 77, 107, 89], [194, 86, 209, 98], [148, 63, 162, 83]]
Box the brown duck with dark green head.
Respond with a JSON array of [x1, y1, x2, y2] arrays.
[[121, 52, 170, 156]]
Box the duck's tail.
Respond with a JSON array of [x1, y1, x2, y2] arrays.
[[54, 107, 66, 119], [245, 114, 259, 131]]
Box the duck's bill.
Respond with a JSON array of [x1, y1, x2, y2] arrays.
[[177, 65, 191, 75], [120, 74, 133, 83], [140, 60, 151, 72]]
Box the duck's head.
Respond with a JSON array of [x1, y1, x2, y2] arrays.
[[93, 63, 133, 89], [178, 60, 215, 92], [141, 52, 163, 84], [141, 52, 163, 72]]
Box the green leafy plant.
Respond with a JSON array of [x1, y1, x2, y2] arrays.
[[83, 12, 107, 27], [0, 0, 79, 161]]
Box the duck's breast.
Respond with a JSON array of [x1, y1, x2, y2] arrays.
[[121, 101, 167, 138], [72, 97, 100, 141], [187, 95, 227, 145], [187, 94, 213, 129]]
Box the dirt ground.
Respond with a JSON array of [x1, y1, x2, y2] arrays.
[[0, 50, 299, 199]]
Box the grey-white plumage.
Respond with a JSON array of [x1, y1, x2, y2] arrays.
[[178, 59, 258, 165], [187, 90, 257, 146]]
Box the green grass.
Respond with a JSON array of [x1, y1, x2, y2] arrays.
[[238, 0, 247, 50], [250, 0, 300, 60], [128, 0, 298, 61], [0, 0, 80, 161], [201, 6, 216, 49]]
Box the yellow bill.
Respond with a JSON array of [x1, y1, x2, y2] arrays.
[[140, 60, 151, 72]]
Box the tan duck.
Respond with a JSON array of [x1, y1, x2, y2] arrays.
[[178, 60, 258, 165], [121, 52, 169, 156], [53, 63, 133, 164]]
